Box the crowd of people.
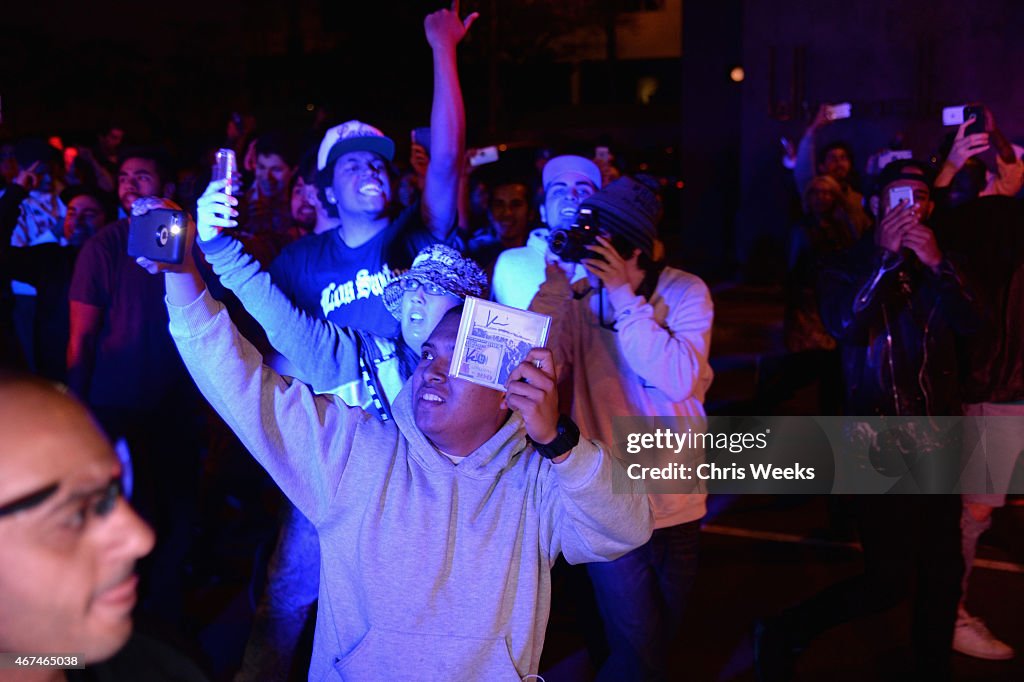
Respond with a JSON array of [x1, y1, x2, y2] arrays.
[[1, 4, 1022, 681]]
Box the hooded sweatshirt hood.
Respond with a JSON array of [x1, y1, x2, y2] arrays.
[[391, 380, 530, 478]]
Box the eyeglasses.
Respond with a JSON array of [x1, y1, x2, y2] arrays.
[[401, 278, 449, 297]]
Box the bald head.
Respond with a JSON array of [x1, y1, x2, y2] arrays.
[[0, 373, 154, 663], [0, 375, 110, 478]]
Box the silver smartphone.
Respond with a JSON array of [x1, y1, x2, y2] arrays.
[[825, 102, 852, 120], [889, 186, 915, 210]]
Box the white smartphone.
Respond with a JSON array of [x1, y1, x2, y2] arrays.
[[889, 186, 915, 210], [468, 146, 500, 167], [942, 105, 966, 126], [825, 102, 852, 120]]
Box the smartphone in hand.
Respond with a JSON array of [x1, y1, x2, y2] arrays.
[[964, 104, 985, 136], [888, 186, 915, 211], [412, 127, 432, 158], [127, 208, 188, 264], [468, 146, 500, 167], [942, 104, 986, 135], [825, 102, 852, 120], [214, 148, 238, 197]]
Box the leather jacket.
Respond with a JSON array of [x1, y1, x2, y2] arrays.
[[933, 196, 1024, 404], [818, 233, 977, 416]]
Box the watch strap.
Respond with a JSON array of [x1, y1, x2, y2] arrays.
[[529, 415, 580, 460]]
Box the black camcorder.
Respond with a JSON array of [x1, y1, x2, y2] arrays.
[[547, 207, 633, 264]]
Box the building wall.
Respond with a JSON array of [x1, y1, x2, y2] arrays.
[[554, 0, 682, 61], [676, 1, 743, 278], [619, 0, 683, 60]]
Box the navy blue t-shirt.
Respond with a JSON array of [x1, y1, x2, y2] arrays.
[[269, 203, 445, 338]]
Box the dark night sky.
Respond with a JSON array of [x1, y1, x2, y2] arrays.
[[0, 1, 476, 143]]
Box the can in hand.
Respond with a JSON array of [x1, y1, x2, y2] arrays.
[[214, 148, 238, 197]]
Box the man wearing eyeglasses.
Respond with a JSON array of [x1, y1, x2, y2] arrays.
[[0, 372, 206, 680]]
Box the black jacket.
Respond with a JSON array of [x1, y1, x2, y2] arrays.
[[818, 232, 977, 416], [0, 184, 80, 381], [933, 195, 1024, 404]]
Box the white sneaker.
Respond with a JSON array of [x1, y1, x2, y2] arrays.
[[954, 611, 1015, 661]]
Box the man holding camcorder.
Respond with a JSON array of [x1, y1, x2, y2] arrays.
[[491, 155, 602, 310]]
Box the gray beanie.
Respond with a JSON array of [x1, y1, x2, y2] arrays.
[[577, 176, 660, 257]]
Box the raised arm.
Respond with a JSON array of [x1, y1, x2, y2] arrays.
[[579, 236, 713, 403], [541, 435, 654, 565], [985, 108, 1023, 197], [610, 272, 714, 404], [167, 288, 365, 525], [935, 117, 990, 189], [818, 201, 917, 340], [420, 1, 477, 238], [134, 197, 367, 525], [503, 348, 653, 564], [794, 105, 830, 195], [195, 181, 370, 398]]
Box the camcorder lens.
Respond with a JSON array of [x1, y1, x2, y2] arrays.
[[547, 208, 601, 263]]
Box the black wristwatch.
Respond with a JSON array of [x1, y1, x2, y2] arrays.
[[529, 415, 581, 460]]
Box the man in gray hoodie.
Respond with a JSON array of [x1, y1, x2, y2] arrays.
[[140, 201, 653, 680]]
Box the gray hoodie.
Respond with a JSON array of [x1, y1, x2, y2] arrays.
[[167, 290, 653, 681]]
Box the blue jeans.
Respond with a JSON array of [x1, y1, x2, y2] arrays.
[[587, 520, 700, 682]]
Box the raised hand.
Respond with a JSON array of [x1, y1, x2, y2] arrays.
[[410, 142, 430, 182], [582, 236, 640, 292], [807, 104, 831, 133], [876, 199, 917, 254], [132, 197, 197, 275], [424, 0, 479, 50], [945, 117, 990, 170], [901, 225, 943, 270], [13, 161, 41, 191], [196, 179, 239, 242], [503, 348, 560, 446], [781, 136, 797, 169]]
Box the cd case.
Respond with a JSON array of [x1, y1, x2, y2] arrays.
[[450, 297, 552, 391]]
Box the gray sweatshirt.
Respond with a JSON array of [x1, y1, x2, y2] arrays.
[[167, 289, 653, 681], [200, 233, 406, 410]]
